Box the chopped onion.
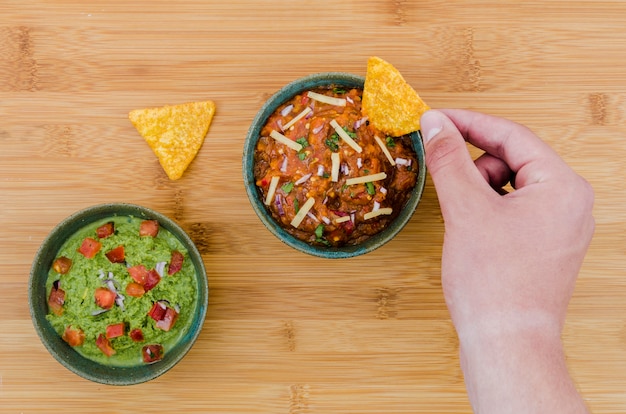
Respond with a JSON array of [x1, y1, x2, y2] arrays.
[[295, 173, 312, 185], [280, 155, 288, 173], [105, 279, 118, 294], [340, 163, 350, 176], [155, 261, 167, 277], [307, 212, 319, 222], [91, 308, 109, 316], [280, 104, 294, 117], [317, 164, 325, 176], [275, 194, 285, 216], [98, 269, 106, 279], [350, 212, 356, 223], [395, 157, 410, 166], [115, 294, 125, 311], [356, 157, 362, 168], [373, 201, 381, 211], [312, 124, 324, 134], [354, 116, 368, 129], [346, 96, 354, 104], [380, 187, 387, 195], [322, 196, 328, 205], [321, 216, 331, 225], [277, 119, 284, 131]]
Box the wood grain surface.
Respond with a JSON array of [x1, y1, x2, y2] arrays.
[[2, 1, 625, 412]]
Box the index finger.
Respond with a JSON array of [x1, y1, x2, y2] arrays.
[[439, 109, 564, 174]]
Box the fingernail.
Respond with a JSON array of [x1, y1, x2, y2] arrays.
[[420, 110, 443, 143]]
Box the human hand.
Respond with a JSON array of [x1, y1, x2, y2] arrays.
[[420, 109, 594, 413]]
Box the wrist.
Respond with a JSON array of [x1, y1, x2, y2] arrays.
[[455, 311, 589, 414]]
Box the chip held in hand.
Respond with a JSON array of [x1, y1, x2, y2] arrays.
[[362, 56, 429, 137], [129, 101, 216, 180]]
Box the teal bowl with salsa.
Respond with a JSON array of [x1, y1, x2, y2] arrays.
[[243, 72, 426, 258], [28, 203, 208, 385]]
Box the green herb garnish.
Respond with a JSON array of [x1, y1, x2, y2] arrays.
[[386, 136, 396, 148], [314, 224, 331, 246], [281, 182, 294, 194], [366, 182, 375, 195], [325, 133, 340, 152]]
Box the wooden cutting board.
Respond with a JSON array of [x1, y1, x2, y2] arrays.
[[1, 1, 625, 412]]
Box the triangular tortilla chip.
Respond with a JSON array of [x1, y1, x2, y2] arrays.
[[129, 101, 216, 180], [362, 56, 429, 136]]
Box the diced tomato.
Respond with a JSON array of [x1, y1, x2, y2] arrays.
[[155, 307, 179, 332], [105, 245, 125, 263], [129, 328, 144, 342], [144, 269, 161, 291], [148, 301, 167, 321], [96, 221, 115, 238], [139, 220, 159, 237], [62, 326, 85, 347], [96, 333, 116, 357], [167, 250, 184, 275], [94, 287, 116, 309], [48, 281, 65, 316], [127, 264, 149, 285], [125, 282, 145, 298], [105, 322, 125, 339], [142, 344, 164, 363], [52, 256, 72, 274], [77, 237, 102, 259]]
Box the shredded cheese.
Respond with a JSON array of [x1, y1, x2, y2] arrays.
[[307, 91, 346, 107], [345, 172, 387, 186], [330, 119, 362, 153], [334, 216, 351, 224], [364, 207, 393, 220], [331, 152, 340, 182], [269, 130, 303, 151], [264, 176, 280, 206], [290, 197, 315, 228], [374, 135, 396, 166], [282, 107, 312, 130]]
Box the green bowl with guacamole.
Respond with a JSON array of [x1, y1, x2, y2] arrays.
[[29, 203, 208, 385]]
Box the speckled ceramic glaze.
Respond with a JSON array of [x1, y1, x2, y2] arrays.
[[242, 72, 426, 259], [28, 203, 208, 385]]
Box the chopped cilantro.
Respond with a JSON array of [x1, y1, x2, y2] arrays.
[[343, 126, 357, 139], [366, 182, 375, 195], [315, 224, 324, 239], [332, 87, 347, 94], [322, 172, 330, 179], [281, 182, 294, 194], [386, 136, 396, 148], [325, 133, 340, 152], [296, 137, 309, 147], [294, 198, 299, 213], [298, 152, 306, 161]]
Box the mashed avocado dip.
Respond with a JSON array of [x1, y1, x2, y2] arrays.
[[45, 215, 198, 367]]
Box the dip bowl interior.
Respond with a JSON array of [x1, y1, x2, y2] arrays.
[[243, 72, 426, 259], [28, 203, 208, 385]]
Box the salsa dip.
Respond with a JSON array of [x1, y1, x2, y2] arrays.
[[253, 85, 419, 248]]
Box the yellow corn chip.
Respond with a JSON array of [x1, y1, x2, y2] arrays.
[[129, 101, 216, 180], [362, 56, 429, 136]]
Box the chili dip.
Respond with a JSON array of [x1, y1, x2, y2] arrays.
[[254, 86, 418, 247]]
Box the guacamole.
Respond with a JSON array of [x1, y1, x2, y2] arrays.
[[45, 215, 198, 367]]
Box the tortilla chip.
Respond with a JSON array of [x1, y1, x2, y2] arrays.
[[362, 56, 429, 136], [129, 101, 216, 180]]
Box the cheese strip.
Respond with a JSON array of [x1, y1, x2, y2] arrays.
[[334, 216, 351, 224], [374, 135, 396, 166], [364, 207, 393, 220], [269, 130, 303, 151], [330, 119, 362, 153], [264, 176, 280, 205], [282, 107, 312, 130], [307, 91, 346, 106], [345, 172, 387, 186], [330, 152, 340, 182], [290, 197, 315, 228]]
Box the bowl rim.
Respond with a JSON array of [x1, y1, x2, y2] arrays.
[[242, 72, 426, 259], [28, 202, 209, 385]]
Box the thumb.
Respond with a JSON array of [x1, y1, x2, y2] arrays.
[[420, 110, 491, 212]]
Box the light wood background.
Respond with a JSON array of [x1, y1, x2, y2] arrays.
[[2, 1, 625, 412]]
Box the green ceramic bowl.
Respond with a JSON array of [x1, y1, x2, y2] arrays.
[[29, 203, 208, 385], [242, 72, 426, 259]]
